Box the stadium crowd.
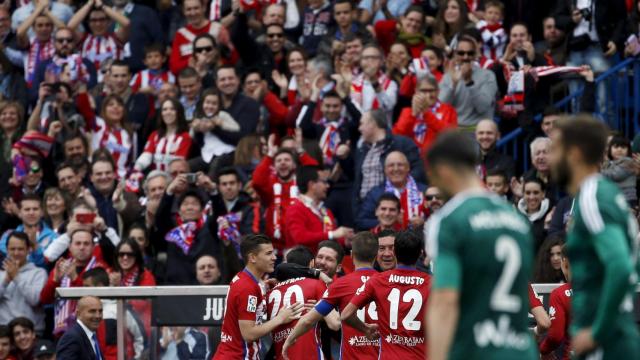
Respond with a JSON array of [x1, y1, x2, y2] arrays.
[[0, 0, 638, 358]]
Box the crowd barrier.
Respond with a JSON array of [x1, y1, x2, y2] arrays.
[[57, 284, 640, 359]]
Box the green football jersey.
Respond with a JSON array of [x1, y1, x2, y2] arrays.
[[566, 175, 640, 355], [426, 191, 537, 360]]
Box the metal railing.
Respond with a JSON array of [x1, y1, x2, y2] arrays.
[[497, 58, 640, 174]]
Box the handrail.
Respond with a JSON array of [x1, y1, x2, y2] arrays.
[[497, 58, 638, 150], [56, 285, 230, 298]]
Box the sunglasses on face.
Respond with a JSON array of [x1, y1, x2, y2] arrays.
[[456, 50, 475, 57], [118, 252, 135, 258], [194, 46, 214, 53], [425, 194, 440, 201], [56, 37, 73, 44]]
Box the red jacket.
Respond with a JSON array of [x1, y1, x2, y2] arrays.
[[399, 71, 443, 98], [539, 283, 572, 360], [262, 91, 289, 132], [40, 257, 109, 305], [393, 104, 457, 155], [374, 20, 427, 57], [283, 197, 340, 253], [169, 22, 236, 74]]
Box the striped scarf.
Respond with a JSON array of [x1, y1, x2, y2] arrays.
[[384, 176, 424, 225], [81, 33, 123, 72], [25, 38, 55, 85], [350, 72, 391, 110], [477, 20, 507, 61], [165, 213, 208, 255], [54, 256, 98, 335], [413, 101, 441, 144], [319, 117, 344, 165], [272, 180, 297, 240], [217, 212, 242, 259]]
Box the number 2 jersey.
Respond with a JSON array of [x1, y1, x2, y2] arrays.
[[214, 269, 267, 360], [314, 268, 379, 360], [267, 277, 326, 360], [426, 191, 537, 360], [349, 266, 431, 359]]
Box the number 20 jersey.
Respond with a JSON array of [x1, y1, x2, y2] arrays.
[[349, 267, 431, 359], [425, 192, 537, 360]]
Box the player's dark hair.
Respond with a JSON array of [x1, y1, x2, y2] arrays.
[[241, 234, 272, 262], [83, 267, 110, 286], [555, 115, 608, 166], [377, 229, 397, 239], [394, 231, 422, 266], [317, 240, 345, 264], [286, 246, 315, 267], [6, 231, 30, 249], [351, 232, 379, 263], [297, 166, 320, 194], [376, 193, 401, 210], [427, 130, 479, 170]]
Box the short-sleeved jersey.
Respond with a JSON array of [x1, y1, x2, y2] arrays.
[[314, 268, 379, 360], [214, 269, 266, 360], [539, 283, 572, 360], [349, 267, 430, 358], [528, 283, 543, 309], [267, 277, 326, 360], [567, 175, 640, 344], [425, 192, 537, 360]]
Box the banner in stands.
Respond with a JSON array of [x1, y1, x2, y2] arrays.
[[152, 295, 227, 326]]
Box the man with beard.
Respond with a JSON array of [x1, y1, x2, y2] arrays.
[[476, 119, 516, 180], [56, 162, 83, 201], [61, 132, 91, 180], [232, 21, 290, 79], [424, 186, 443, 219], [425, 131, 536, 360], [535, 17, 567, 66], [284, 166, 353, 253], [548, 115, 640, 359]]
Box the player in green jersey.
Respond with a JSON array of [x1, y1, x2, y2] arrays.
[[549, 115, 640, 359], [425, 131, 537, 360]]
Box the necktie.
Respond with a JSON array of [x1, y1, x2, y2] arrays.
[[92, 333, 103, 360]]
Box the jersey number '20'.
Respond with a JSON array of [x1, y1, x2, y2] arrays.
[[269, 285, 304, 318]]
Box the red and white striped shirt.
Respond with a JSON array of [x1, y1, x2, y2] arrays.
[[92, 117, 132, 178], [130, 69, 176, 93], [134, 130, 192, 172], [81, 33, 123, 73]]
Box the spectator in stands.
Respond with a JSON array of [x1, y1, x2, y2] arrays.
[[285, 166, 352, 253], [110, 239, 156, 287], [370, 193, 402, 234], [374, 6, 429, 57], [43, 187, 68, 234], [195, 254, 221, 285], [0, 232, 47, 332], [68, 0, 130, 75], [61, 132, 91, 180], [0, 53, 28, 112], [516, 137, 556, 201], [130, 43, 176, 96], [8, 317, 36, 359], [133, 98, 193, 174], [300, 0, 333, 57], [439, 36, 498, 129], [500, 22, 547, 68], [242, 69, 288, 135], [216, 66, 260, 143], [233, 134, 265, 182], [535, 16, 567, 66], [176, 67, 202, 122], [32, 339, 55, 360], [356, 151, 427, 230], [476, 1, 508, 63], [358, 0, 411, 24], [274, 47, 307, 105], [394, 75, 458, 156], [0, 194, 57, 268], [337, 109, 425, 215], [432, 0, 470, 51], [140, 170, 170, 229], [350, 44, 398, 119], [517, 177, 551, 252], [423, 186, 444, 220], [112, 0, 164, 73], [188, 34, 219, 89], [56, 162, 83, 203], [0, 325, 10, 360], [314, 240, 344, 278], [232, 16, 290, 80], [8, 153, 48, 206], [11, 1, 73, 39], [154, 174, 238, 285], [485, 169, 510, 199], [88, 157, 120, 230], [90, 95, 132, 180], [169, 0, 233, 74], [534, 235, 566, 283], [317, 0, 368, 57], [476, 119, 516, 180], [601, 134, 637, 207], [374, 230, 396, 271]]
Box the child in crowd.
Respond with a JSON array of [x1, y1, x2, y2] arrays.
[[476, 0, 507, 62], [485, 169, 510, 200], [601, 134, 638, 208], [130, 43, 175, 95]]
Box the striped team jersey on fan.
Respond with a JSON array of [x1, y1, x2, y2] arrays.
[[130, 69, 175, 93], [137, 131, 192, 172], [214, 269, 266, 360], [92, 117, 132, 179], [314, 268, 379, 360], [80, 33, 123, 72], [267, 277, 326, 360]]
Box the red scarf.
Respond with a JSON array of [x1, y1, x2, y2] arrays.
[[350, 72, 391, 110], [272, 180, 298, 240], [120, 267, 140, 287], [319, 117, 344, 165], [165, 213, 207, 255]]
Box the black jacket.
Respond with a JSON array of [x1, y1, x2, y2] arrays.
[[554, 0, 627, 51], [56, 322, 98, 360], [210, 191, 259, 236], [481, 149, 517, 180]]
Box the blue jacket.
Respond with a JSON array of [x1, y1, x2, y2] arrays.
[[355, 181, 427, 231], [0, 222, 57, 268]]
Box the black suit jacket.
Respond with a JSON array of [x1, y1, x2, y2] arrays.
[[56, 322, 98, 360], [554, 0, 627, 51]]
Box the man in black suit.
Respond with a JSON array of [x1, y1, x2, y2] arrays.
[[56, 296, 104, 360]]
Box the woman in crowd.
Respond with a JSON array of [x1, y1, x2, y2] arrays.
[[91, 94, 133, 179], [601, 134, 637, 207], [133, 98, 192, 174], [233, 134, 265, 184], [277, 47, 308, 105], [375, 6, 430, 57], [8, 317, 37, 360], [189, 34, 220, 89], [42, 187, 68, 234], [533, 235, 566, 283], [0, 102, 25, 165], [517, 177, 552, 252], [432, 0, 470, 52]]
